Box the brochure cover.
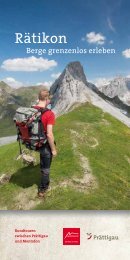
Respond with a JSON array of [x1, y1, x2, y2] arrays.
[[0, 0, 130, 259]]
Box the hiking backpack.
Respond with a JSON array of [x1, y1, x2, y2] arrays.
[[13, 107, 49, 152]]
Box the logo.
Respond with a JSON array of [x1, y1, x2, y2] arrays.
[[86, 232, 119, 241], [63, 228, 80, 245], [86, 233, 93, 240]]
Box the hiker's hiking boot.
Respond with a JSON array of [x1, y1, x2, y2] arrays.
[[38, 186, 51, 198], [38, 191, 45, 198]]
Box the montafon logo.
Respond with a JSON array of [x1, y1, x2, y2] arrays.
[[63, 228, 80, 245]]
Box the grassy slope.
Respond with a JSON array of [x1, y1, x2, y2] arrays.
[[0, 85, 42, 137], [0, 103, 130, 210], [0, 117, 16, 137]]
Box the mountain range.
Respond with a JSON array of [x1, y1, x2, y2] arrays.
[[91, 77, 130, 116], [49, 62, 130, 127], [98, 77, 130, 105], [0, 61, 130, 137]]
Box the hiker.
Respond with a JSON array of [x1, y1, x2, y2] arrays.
[[34, 89, 57, 198]]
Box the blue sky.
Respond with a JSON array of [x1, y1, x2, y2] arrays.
[[0, 0, 130, 88]]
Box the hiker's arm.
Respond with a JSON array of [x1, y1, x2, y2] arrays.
[[47, 124, 57, 156]]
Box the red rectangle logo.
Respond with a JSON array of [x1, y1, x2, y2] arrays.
[[63, 228, 80, 245]]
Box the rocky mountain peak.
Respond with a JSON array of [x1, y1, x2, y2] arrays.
[[65, 61, 87, 84], [97, 77, 130, 105], [50, 61, 91, 114]]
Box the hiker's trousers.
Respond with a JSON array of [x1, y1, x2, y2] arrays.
[[39, 143, 52, 192]]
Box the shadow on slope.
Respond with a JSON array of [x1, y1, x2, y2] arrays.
[[10, 164, 40, 188]]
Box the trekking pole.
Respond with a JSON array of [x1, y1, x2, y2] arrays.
[[18, 135, 22, 155]]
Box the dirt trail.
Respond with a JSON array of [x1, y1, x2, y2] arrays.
[[61, 129, 98, 192], [14, 185, 41, 210]]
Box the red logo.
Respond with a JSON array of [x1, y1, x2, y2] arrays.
[[63, 228, 80, 245]]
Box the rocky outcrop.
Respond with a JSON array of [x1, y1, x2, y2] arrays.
[[50, 61, 93, 114], [97, 77, 130, 106]]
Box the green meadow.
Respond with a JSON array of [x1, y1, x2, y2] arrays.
[[0, 103, 130, 210]]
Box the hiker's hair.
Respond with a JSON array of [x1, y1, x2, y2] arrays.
[[38, 89, 49, 101]]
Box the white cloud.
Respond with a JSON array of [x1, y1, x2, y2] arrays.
[[1, 56, 57, 71], [107, 17, 116, 32], [86, 32, 106, 45], [2, 77, 23, 88], [122, 49, 130, 58], [36, 82, 43, 86], [36, 81, 52, 88], [51, 72, 61, 79]]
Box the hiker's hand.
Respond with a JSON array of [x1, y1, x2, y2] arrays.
[[52, 149, 57, 157]]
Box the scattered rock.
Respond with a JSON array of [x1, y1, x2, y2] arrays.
[[16, 153, 36, 165], [0, 174, 11, 185]]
